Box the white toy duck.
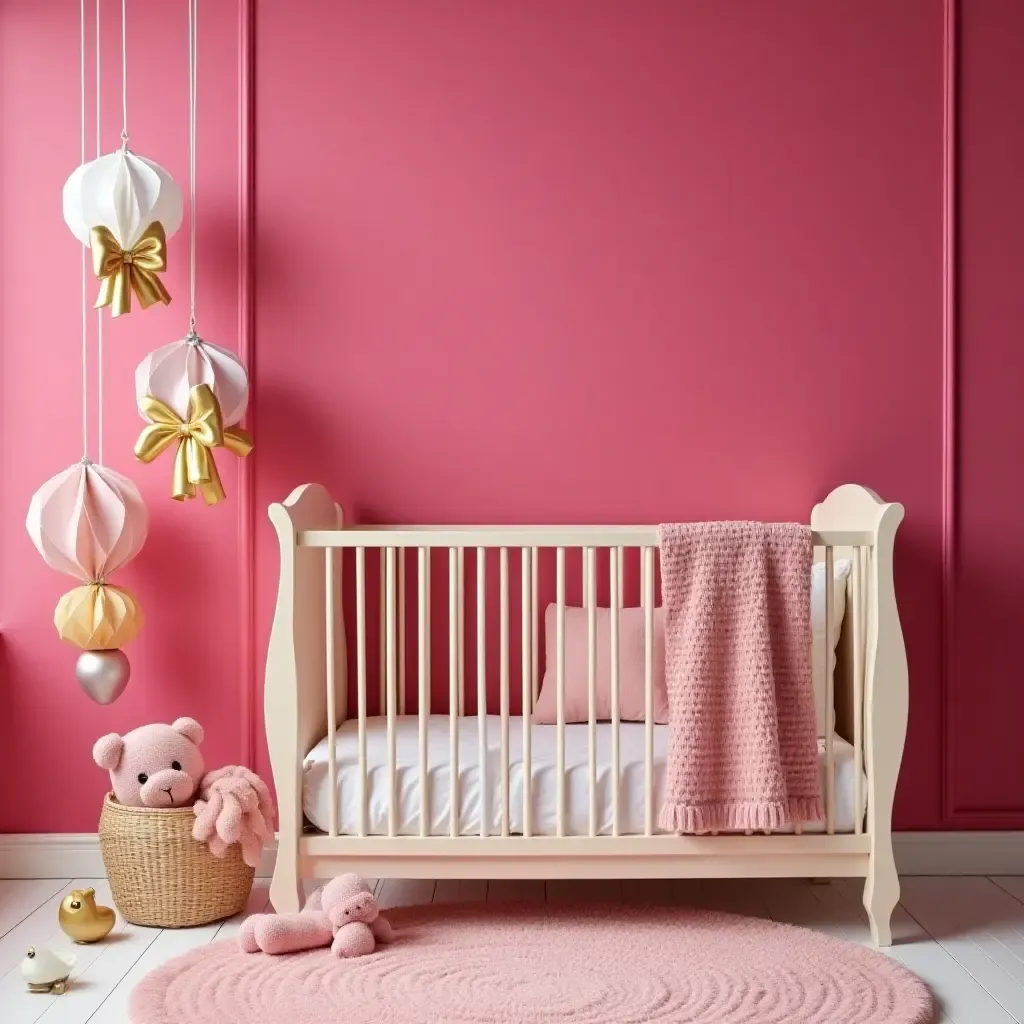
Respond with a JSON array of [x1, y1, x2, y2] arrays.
[[21, 945, 76, 994]]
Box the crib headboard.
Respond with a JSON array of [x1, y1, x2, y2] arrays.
[[267, 485, 348, 766], [810, 484, 907, 757]]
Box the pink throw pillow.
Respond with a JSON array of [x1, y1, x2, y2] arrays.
[[532, 604, 668, 725]]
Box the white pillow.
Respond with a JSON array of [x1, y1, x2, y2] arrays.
[[811, 557, 851, 736]]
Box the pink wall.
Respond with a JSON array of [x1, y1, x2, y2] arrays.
[[1, 1, 1019, 833]]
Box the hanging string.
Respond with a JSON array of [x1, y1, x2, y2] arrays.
[[187, 0, 198, 336], [96, 0, 104, 464], [120, 0, 128, 149], [80, 0, 88, 461]]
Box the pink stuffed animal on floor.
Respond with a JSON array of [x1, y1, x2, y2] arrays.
[[238, 874, 393, 957]]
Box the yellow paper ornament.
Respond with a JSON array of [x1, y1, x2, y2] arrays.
[[54, 583, 143, 650]]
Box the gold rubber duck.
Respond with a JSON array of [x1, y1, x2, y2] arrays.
[[58, 887, 116, 943]]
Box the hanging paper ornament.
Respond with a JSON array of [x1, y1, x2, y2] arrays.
[[134, 383, 253, 505], [135, 335, 249, 426], [26, 462, 148, 582], [26, 461, 147, 703], [54, 583, 143, 650], [62, 150, 183, 248], [62, 150, 181, 316]]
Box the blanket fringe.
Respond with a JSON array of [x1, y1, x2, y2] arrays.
[[658, 797, 825, 835]]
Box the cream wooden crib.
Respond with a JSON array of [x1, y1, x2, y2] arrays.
[[265, 483, 907, 946]]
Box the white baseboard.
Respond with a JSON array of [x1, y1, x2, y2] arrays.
[[0, 833, 279, 879], [0, 832, 1020, 879], [893, 832, 1024, 876]]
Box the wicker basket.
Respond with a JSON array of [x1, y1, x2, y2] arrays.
[[98, 793, 255, 928]]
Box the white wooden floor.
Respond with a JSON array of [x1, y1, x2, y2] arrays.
[[3, 876, 1024, 1022]]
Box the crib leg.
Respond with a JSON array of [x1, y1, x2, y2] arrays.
[[864, 850, 898, 947], [270, 844, 303, 915]]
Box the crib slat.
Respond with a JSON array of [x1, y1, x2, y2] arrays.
[[325, 548, 338, 838], [398, 549, 406, 716], [586, 546, 597, 838], [458, 547, 466, 716], [521, 547, 533, 838], [386, 546, 398, 837], [853, 546, 865, 834], [477, 547, 488, 839], [448, 548, 460, 839], [500, 547, 510, 837], [379, 548, 386, 715], [424, 552, 431, 713], [356, 547, 368, 837], [418, 547, 429, 837], [610, 547, 621, 837], [556, 546, 566, 838], [824, 545, 836, 835], [531, 546, 539, 708], [617, 546, 625, 608], [643, 546, 655, 836]]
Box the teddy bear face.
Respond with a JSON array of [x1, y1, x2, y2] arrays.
[[93, 718, 205, 808]]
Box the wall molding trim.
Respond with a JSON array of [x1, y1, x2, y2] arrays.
[[1, 832, 1020, 880], [238, 0, 257, 771], [939, 0, 961, 821]]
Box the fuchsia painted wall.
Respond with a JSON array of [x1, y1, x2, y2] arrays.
[[1, 1, 1020, 833]]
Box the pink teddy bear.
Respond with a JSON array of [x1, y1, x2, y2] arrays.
[[92, 718, 205, 808], [238, 874, 393, 958]]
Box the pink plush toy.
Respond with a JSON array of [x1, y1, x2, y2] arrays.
[[192, 766, 275, 870], [238, 874, 393, 957], [92, 718, 205, 808]]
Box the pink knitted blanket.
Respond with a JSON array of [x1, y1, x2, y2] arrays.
[[657, 522, 823, 834]]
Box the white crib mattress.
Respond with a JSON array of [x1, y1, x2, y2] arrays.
[[303, 716, 865, 837]]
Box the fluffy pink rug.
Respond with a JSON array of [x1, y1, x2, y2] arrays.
[[130, 902, 933, 1023]]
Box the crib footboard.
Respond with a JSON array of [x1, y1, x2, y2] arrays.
[[265, 483, 907, 946]]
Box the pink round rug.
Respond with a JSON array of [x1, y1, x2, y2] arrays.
[[130, 902, 933, 1023]]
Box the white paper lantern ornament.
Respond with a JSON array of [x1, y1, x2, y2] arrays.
[[61, 10, 182, 321], [61, 148, 181, 318], [62, 149, 182, 250]]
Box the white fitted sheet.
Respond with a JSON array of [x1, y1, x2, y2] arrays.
[[303, 716, 865, 837]]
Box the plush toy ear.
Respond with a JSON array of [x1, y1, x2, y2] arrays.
[[93, 733, 124, 770], [172, 717, 204, 746]]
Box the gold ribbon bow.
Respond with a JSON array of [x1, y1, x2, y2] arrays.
[[91, 221, 171, 317], [134, 384, 254, 505]]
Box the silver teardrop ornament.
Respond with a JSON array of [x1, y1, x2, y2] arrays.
[[75, 650, 130, 704]]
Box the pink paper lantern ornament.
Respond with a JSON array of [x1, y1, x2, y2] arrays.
[[136, 333, 249, 427], [26, 460, 148, 704], [27, 461, 148, 580]]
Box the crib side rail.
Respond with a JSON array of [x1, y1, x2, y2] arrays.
[[287, 490, 899, 845]]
